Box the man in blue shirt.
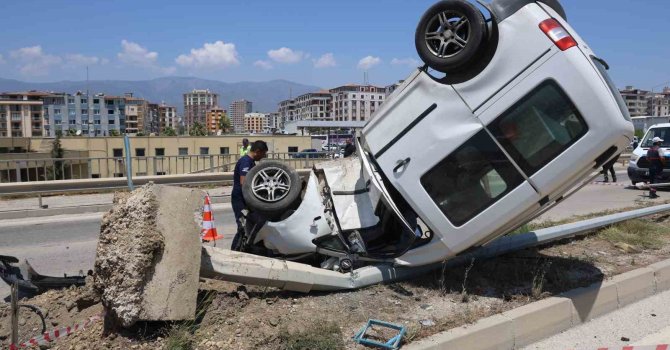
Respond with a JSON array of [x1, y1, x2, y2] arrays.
[[231, 140, 268, 250]]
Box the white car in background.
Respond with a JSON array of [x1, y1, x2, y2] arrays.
[[237, 0, 634, 270]]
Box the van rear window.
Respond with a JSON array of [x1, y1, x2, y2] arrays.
[[488, 80, 588, 176]]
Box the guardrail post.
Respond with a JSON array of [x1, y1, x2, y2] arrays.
[[209, 156, 214, 173], [87, 159, 93, 179], [14, 161, 21, 183], [123, 135, 134, 191]]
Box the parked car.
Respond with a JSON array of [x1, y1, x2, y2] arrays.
[[292, 149, 324, 159], [238, 0, 633, 270], [628, 124, 670, 185]]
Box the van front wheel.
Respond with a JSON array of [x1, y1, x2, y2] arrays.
[[415, 0, 487, 74]]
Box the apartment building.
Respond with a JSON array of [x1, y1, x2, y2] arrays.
[[293, 91, 332, 121], [125, 95, 148, 134], [620, 86, 650, 117], [278, 99, 296, 128], [183, 89, 218, 128], [158, 103, 177, 133], [206, 107, 227, 134], [0, 96, 44, 138], [40, 92, 126, 137], [244, 112, 269, 133], [331, 84, 386, 122], [267, 112, 280, 133], [229, 100, 252, 133], [649, 88, 670, 117]]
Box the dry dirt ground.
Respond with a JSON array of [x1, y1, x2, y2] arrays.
[[3, 212, 670, 349]]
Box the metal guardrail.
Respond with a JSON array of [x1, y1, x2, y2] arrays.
[[0, 169, 312, 196], [0, 152, 337, 183]]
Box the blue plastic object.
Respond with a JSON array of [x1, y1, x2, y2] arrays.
[[353, 319, 406, 349]]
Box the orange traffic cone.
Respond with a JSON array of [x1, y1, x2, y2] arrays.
[[201, 194, 223, 243]]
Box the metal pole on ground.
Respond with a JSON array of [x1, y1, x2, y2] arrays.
[[10, 281, 19, 346], [124, 134, 134, 191]]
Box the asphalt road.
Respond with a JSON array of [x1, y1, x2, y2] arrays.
[[0, 204, 235, 298]]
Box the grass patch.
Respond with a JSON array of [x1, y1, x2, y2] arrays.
[[163, 324, 194, 350], [598, 219, 668, 249], [279, 322, 345, 350]]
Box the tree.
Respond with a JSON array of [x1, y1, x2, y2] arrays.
[[136, 131, 145, 137], [109, 129, 120, 137], [47, 135, 65, 180], [218, 116, 232, 134], [67, 128, 77, 136], [163, 126, 177, 136], [190, 122, 208, 136]]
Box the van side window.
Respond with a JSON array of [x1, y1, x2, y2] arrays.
[[420, 130, 524, 227], [488, 81, 588, 176]]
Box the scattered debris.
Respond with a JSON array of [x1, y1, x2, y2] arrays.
[[353, 319, 406, 349]]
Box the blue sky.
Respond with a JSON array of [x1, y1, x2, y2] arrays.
[[0, 0, 668, 90]]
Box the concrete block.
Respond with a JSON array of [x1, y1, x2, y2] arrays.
[[502, 297, 572, 348], [613, 267, 655, 307], [406, 314, 513, 350], [562, 280, 618, 324], [649, 259, 670, 292]]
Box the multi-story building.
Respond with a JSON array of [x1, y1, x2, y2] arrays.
[[158, 103, 177, 133], [0, 92, 44, 138], [206, 107, 227, 135], [244, 113, 269, 133], [277, 99, 296, 129], [229, 100, 252, 133], [40, 92, 125, 137], [145, 103, 160, 135], [620, 86, 650, 117], [267, 112, 281, 133], [183, 89, 218, 128], [648, 88, 670, 117], [331, 84, 386, 122], [124, 94, 148, 134], [293, 91, 332, 121]]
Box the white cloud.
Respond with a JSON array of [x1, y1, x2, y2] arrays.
[[117, 39, 158, 66], [10, 46, 62, 76], [64, 54, 101, 66], [254, 60, 273, 70], [357, 56, 381, 70], [391, 57, 421, 68], [313, 53, 337, 68], [267, 47, 304, 64], [117, 40, 175, 74], [176, 41, 240, 68]]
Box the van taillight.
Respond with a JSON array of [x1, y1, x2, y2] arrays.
[[539, 19, 577, 51]]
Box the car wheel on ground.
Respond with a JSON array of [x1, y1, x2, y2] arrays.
[[243, 161, 302, 220], [415, 0, 487, 74]]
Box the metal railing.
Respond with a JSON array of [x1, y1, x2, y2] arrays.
[[0, 151, 339, 183]]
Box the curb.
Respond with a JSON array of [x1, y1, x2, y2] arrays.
[[406, 258, 670, 350], [0, 195, 231, 220]]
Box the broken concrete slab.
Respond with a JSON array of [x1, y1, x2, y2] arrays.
[[94, 183, 204, 327]]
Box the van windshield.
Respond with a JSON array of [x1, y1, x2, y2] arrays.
[[641, 128, 670, 148]]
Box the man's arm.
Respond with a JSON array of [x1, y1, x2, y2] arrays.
[[240, 175, 246, 185]]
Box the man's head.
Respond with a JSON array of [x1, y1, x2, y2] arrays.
[[249, 140, 268, 161], [242, 138, 249, 147], [653, 137, 664, 146]]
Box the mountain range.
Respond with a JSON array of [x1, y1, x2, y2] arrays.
[[0, 77, 321, 113]]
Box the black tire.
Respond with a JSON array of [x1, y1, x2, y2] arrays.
[[242, 161, 302, 220], [415, 0, 487, 74]]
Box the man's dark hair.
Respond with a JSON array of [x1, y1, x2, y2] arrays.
[[250, 140, 268, 152], [242, 138, 249, 145]]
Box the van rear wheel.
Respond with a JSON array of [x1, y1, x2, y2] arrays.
[[415, 0, 487, 74]]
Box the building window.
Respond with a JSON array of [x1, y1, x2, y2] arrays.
[[288, 146, 298, 153], [108, 109, 114, 114], [68, 98, 74, 104], [113, 148, 123, 157], [179, 147, 188, 156], [220, 147, 230, 155], [135, 148, 146, 157], [54, 109, 61, 114], [80, 98, 87, 104], [93, 99, 100, 104], [155, 148, 165, 156], [200, 147, 209, 155]]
